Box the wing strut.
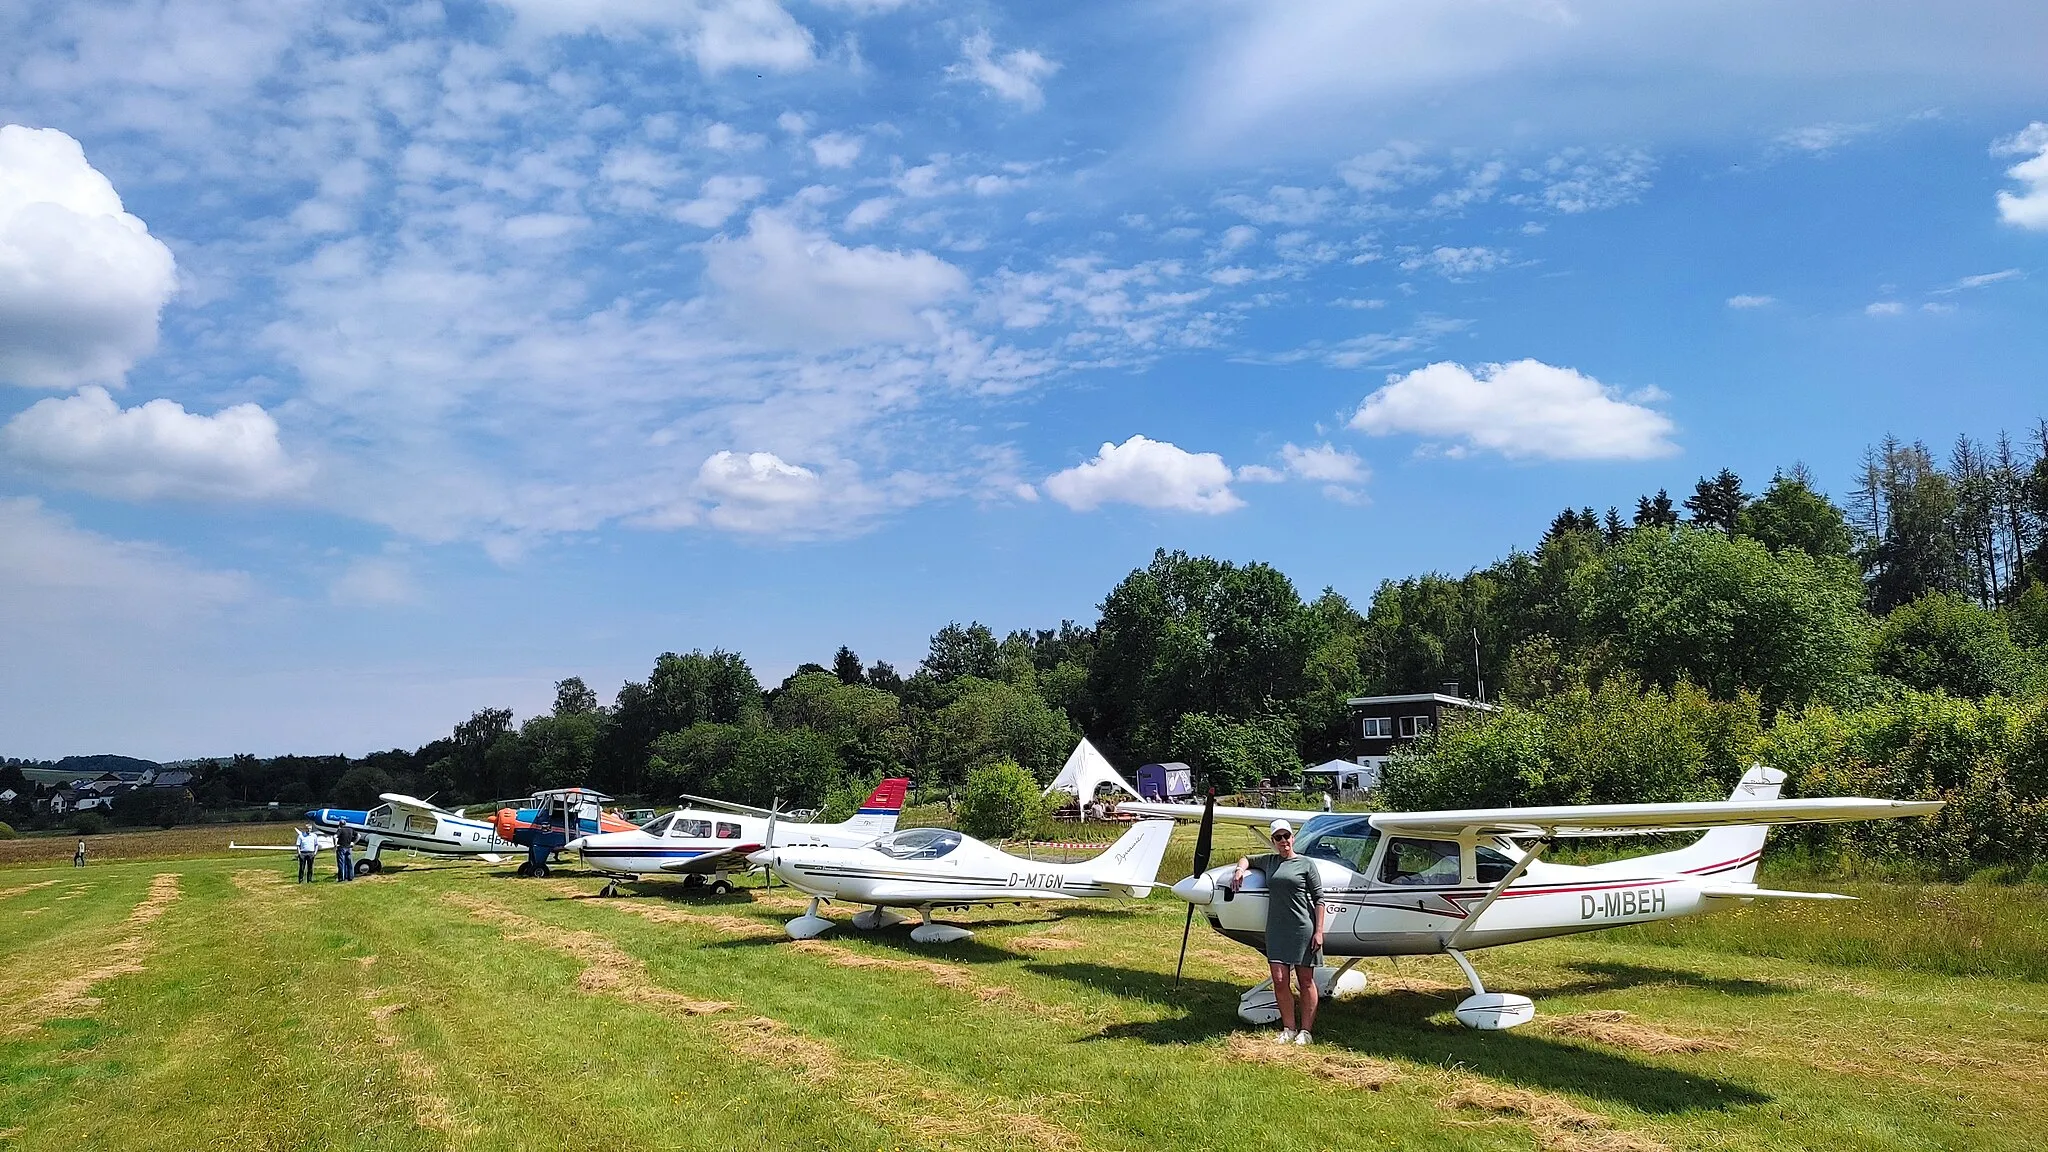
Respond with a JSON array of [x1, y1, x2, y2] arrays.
[[1444, 839, 1549, 951]]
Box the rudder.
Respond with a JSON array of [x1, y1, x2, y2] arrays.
[[1084, 820, 1175, 897], [836, 777, 910, 837]]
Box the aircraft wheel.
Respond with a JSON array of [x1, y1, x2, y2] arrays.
[[709, 880, 733, 896], [517, 862, 533, 877], [532, 862, 550, 879], [357, 859, 378, 876]]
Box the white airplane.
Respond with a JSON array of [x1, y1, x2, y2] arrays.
[[319, 793, 518, 874], [750, 819, 1177, 943], [1122, 766, 1941, 1030], [567, 778, 911, 897]]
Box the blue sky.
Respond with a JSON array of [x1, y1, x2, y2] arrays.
[[2, 0, 2045, 759]]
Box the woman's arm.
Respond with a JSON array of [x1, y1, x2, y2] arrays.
[[1308, 868, 1327, 950], [1231, 855, 1251, 890]]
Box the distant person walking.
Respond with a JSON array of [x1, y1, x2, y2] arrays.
[[294, 826, 318, 883], [334, 823, 356, 882], [1231, 819, 1328, 1046], [73, 839, 86, 868]]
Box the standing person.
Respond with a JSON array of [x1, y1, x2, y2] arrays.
[[334, 821, 356, 882], [294, 826, 318, 883], [73, 838, 86, 868], [1231, 819, 1328, 1045]]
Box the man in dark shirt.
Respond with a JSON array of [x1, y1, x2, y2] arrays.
[[335, 822, 357, 882]]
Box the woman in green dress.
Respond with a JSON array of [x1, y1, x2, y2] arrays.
[[1230, 819, 1328, 1045]]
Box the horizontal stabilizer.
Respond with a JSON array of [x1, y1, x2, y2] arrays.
[[1700, 885, 1855, 901]]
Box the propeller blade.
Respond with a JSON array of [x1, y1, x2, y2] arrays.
[[1175, 790, 1217, 987], [762, 799, 780, 887]]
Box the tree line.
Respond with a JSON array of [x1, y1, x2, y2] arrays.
[[7, 420, 2047, 870]]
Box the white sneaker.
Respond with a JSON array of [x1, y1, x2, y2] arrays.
[[1293, 1030, 1313, 1046], [1274, 1029, 1295, 1044]]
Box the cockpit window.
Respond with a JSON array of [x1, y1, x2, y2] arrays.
[[366, 804, 396, 829], [640, 814, 673, 837], [870, 828, 963, 860], [1475, 843, 1517, 883], [1379, 838, 1463, 886], [1295, 816, 1381, 872], [672, 818, 711, 839]]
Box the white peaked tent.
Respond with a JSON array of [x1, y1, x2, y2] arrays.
[[1043, 737, 1141, 801]]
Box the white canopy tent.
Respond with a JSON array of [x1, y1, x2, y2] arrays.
[[1044, 738, 1141, 801]]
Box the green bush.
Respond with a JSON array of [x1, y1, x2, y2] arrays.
[[955, 760, 1047, 841], [71, 812, 107, 836], [0, 820, 16, 840]]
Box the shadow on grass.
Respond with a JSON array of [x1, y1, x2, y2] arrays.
[[1034, 961, 1771, 1115], [1520, 960, 1797, 1000]]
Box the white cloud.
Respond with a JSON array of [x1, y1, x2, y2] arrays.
[[705, 122, 766, 152], [703, 210, 968, 348], [949, 30, 1058, 111], [675, 174, 768, 227], [1350, 359, 1678, 460], [0, 125, 178, 389], [1339, 142, 1437, 193], [1280, 441, 1367, 484], [1235, 463, 1286, 483], [1995, 123, 2048, 229], [1777, 122, 1870, 153], [693, 449, 835, 533], [1044, 435, 1243, 514], [1217, 185, 1335, 225], [810, 132, 862, 168], [1216, 225, 1260, 254], [0, 496, 248, 625], [1726, 294, 1776, 308], [1399, 246, 1508, 277], [1865, 300, 1906, 316], [1944, 268, 2024, 291], [1518, 148, 1653, 213], [3, 385, 309, 501], [844, 196, 896, 228], [499, 0, 816, 73], [330, 557, 419, 607]]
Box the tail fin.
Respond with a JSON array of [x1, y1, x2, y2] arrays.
[[1078, 820, 1175, 897], [1615, 764, 1784, 881], [834, 778, 910, 837]]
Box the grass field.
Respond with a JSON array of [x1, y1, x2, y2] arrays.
[[2, 825, 2044, 1151]]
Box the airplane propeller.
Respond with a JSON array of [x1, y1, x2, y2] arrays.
[[762, 800, 779, 887], [1173, 789, 1216, 987]]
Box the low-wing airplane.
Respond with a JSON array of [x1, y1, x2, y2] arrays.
[[568, 778, 910, 897], [750, 819, 1177, 943], [1122, 766, 1942, 1030]]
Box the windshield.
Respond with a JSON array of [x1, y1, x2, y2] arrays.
[[1294, 815, 1380, 872], [640, 814, 672, 837], [869, 828, 963, 860]]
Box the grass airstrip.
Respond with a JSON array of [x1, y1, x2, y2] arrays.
[[2, 825, 2045, 1151]]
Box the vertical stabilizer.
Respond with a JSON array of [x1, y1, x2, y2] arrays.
[[1608, 764, 1784, 881], [1074, 820, 1175, 897], [833, 778, 910, 837]]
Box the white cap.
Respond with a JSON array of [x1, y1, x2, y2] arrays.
[[1269, 819, 1293, 836]]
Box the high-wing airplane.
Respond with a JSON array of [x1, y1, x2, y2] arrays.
[[311, 793, 518, 874], [492, 787, 641, 877], [1122, 766, 1942, 1030], [568, 778, 910, 897], [750, 819, 1176, 943], [232, 796, 517, 871]]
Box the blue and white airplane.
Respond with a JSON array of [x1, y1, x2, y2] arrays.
[[235, 793, 518, 874]]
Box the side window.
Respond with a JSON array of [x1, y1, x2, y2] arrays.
[[716, 822, 741, 840], [673, 819, 712, 838], [1475, 844, 1517, 883], [1379, 838, 1462, 886], [1361, 717, 1392, 739]]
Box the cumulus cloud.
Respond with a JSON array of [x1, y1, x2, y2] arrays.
[[1865, 300, 1905, 316], [1217, 185, 1335, 225], [949, 30, 1058, 110], [693, 449, 828, 533], [1044, 435, 1242, 514], [1279, 441, 1368, 484], [810, 132, 862, 168], [1726, 294, 1775, 308], [1992, 123, 2048, 230], [704, 210, 967, 348], [674, 174, 768, 227], [2, 386, 309, 501], [499, 0, 816, 73], [1776, 122, 1870, 153], [1350, 359, 1678, 460], [0, 125, 178, 389]]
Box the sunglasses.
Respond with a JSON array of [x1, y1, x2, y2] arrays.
[[1273, 832, 1293, 840]]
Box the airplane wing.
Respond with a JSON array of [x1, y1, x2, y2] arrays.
[[675, 793, 780, 818], [1700, 884, 1855, 901], [229, 842, 317, 852], [1370, 796, 1942, 839], [378, 793, 450, 817], [1116, 801, 1320, 828], [656, 845, 757, 875]]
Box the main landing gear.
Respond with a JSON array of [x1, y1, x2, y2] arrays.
[[682, 873, 734, 896], [516, 860, 551, 878], [784, 897, 835, 940], [1446, 948, 1535, 1030], [908, 905, 971, 944], [1236, 958, 1369, 1025]]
